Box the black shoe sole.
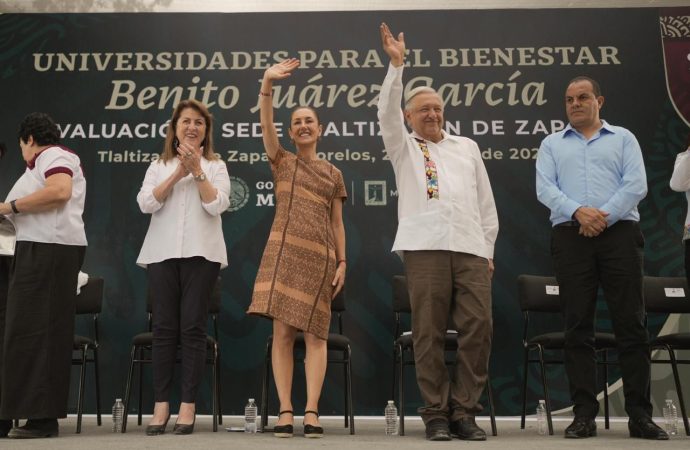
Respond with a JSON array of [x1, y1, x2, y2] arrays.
[[564, 430, 597, 439]]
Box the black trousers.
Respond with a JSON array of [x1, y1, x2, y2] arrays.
[[551, 221, 652, 420], [0, 242, 85, 419], [683, 239, 690, 286], [147, 257, 220, 403], [0, 256, 10, 412]]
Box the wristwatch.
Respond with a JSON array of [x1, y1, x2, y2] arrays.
[[194, 172, 206, 182]]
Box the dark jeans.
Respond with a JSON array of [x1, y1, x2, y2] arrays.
[[551, 221, 652, 420], [147, 257, 220, 403]]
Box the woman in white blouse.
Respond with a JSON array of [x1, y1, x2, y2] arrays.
[[669, 136, 690, 287], [136, 99, 230, 436]]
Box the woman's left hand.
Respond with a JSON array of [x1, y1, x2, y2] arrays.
[[331, 263, 346, 298], [177, 142, 202, 175]]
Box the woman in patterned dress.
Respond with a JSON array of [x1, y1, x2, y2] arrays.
[[248, 58, 347, 438]]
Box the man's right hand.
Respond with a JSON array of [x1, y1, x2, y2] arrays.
[[380, 22, 405, 67], [574, 206, 609, 237]]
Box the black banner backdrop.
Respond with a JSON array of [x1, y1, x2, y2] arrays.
[[0, 8, 688, 417]]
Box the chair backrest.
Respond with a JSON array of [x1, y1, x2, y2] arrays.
[[517, 274, 561, 313], [329, 287, 347, 335], [331, 287, 346, 312], [643, 276, 690, 314], [392, 275, 411, 314], [208, 276, 222, 314], [76, 277, 104, 314]]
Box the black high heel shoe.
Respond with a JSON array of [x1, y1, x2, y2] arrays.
[[173, 415, 196, 435], [145, 415, 170, 436], [303, 410, 323, 438], [273, 410, 294, 438]]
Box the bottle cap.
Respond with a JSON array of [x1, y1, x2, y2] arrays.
[[248, 398, 255, 402], [115, 398, 122, 402], [387, 400, 394, 404]]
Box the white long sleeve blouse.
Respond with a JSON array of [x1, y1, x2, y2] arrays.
[[136, 156, 230, 268]]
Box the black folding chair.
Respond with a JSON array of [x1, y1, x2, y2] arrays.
[[517, 274, 618, 435], [122, 277, 223, 432], [643, 276, 690, 436], [72, 276, 104, 433]]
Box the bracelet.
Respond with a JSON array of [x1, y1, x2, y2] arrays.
[[10, 199, 19, 214], [337, 259, 346, 266], [259, 91, 272, 97]]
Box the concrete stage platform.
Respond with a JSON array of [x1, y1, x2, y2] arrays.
[[2, 415, 688, 449]]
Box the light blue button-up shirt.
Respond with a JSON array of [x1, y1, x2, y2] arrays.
[[536, 120, 647, 227]]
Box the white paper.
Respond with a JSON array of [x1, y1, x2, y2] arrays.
[[0, 218, 15, 256], [664, 287, 685, 298], [545, 285, 559, 295]]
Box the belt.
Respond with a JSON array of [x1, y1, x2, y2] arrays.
[[556, 220, 580, 227]]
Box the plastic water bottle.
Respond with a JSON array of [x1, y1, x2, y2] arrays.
[[536, 399, 547, 435], [663, 399, 678, 436], [112, 398, 124, 433], [384, 400, 398, 435], [244, 398, 257, 433]]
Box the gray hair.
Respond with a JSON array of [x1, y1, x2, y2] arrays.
[[404, 86, 439, 110]]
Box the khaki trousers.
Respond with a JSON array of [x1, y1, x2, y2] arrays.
[[403, 250, 493, 423]]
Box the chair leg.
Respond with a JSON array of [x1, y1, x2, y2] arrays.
[[216, 349, 223, 425], [260, 340, 272, 431], [520, 347, 529, 429], [346, 347, 355, 435], [537, 346, 553, 436], [122, 345, 137, 433], [486, 373, 497, 436], [667, 347, 690, 436], [212, 344, 218, 432], [94, 347, 102, 426], [398, 345, 405, 436], [602, 351, 609, 430], [137, 346, 144, 426], [391, 347, 398, 408], [343, 356, 348, 428], [76, 347, 88, 434]]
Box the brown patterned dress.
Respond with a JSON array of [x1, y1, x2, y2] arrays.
[[248, 147, 347, 339]]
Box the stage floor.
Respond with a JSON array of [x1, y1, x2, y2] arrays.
[[2, 416, 688, 449]]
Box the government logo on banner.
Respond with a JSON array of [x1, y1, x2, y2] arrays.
[[660, 8, 690, 127]]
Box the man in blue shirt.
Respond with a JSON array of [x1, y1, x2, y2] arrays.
[[536, 76, 667, 440]]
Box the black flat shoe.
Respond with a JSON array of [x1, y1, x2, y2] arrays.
[[274, 410, 294, 438], [303, 410, 323, 438], [173, 416, 195, 435], [564, 416, 596, 439], [7, 419, 58, 439], [628, 417, 669, 440], [145, 415, 170, 436]]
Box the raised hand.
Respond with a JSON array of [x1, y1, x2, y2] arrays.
[[380, 22, 405, 67], [264, 58, 300, 82]]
